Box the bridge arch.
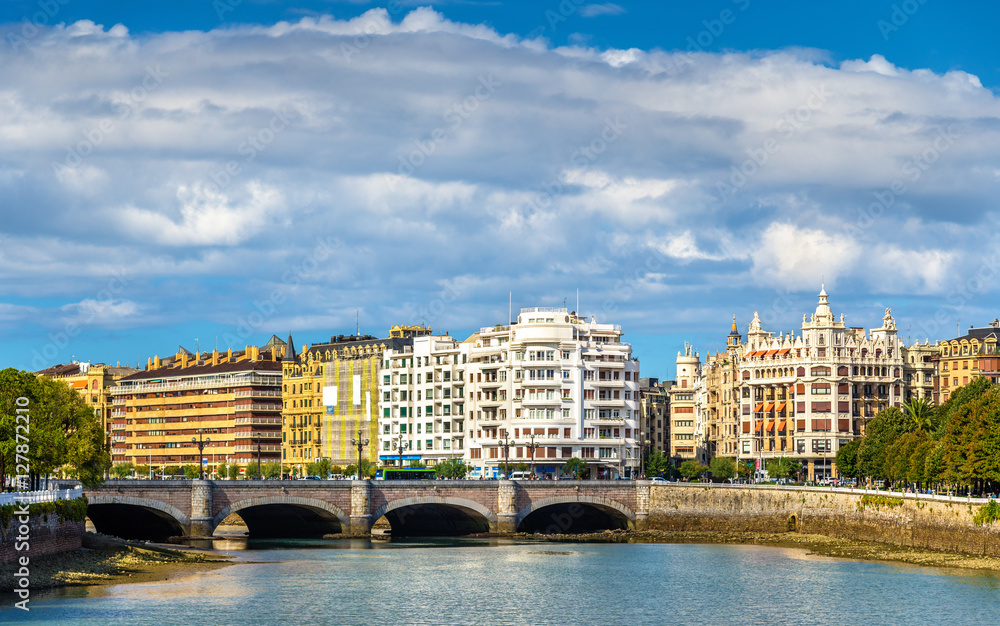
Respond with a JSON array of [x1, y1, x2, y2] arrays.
[[213, 496, 351, 538], [87, 496, 190, 541], [515, 496, 635, 534], [370, 496, 497, 537]]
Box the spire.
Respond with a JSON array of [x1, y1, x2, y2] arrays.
[[815, 284, 832, 319], [282, 333, 297, 362], [729, 314, 739, 336]]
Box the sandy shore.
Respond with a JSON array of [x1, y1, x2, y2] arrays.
[[0, 534, 233, 591], [509, 529, 1000, 573]]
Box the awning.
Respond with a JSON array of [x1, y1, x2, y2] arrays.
[[776, 401, 787, 412], [764, 402, 775, 412], [765, 420, 774, 432], [69, 380, 87, 389], [754, 421, 763, 431], [777, 348, 791, 355], [754, 402, 765, 412], [765, 349, 778, 356], [777, 419, 787, 431]]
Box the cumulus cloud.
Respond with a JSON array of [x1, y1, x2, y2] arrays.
[[1, 9, 1000, 369]]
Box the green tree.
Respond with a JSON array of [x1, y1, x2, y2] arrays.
[[709, 457, 736, 481], [112, 462, 134, 479], [645, 450, 671, 478], [679, 460, 708, 481], [434, 458, 468, 479], [835, 439, 862, 479], [262, 461, 282, 479], [245, 463, 261, 479], [857, 407, 914, 482], [227, 464, 241, 480], [307, 458, 333, 478], [562, 457, 588, 479], [183, 464, 200, 479], [765, 457, 797, 480], [216, 463, 228, 480], [901, 397, 937, 432]]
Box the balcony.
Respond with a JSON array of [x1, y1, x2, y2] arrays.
[[233, 444, 281, 453], [591, 379, 625, 387], [233, 403, 283, 412], [111, 373, 280, 395], [234, 390, 282, 398], [234, 416, 282, 425]]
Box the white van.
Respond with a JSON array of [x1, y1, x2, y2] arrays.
[[509, 471, 532, 481]]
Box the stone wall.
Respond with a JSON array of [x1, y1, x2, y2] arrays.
[[0, 512, 84, 564], [648, 485, 1000, 557]]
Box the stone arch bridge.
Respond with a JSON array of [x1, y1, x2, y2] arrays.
[[84, 480, 649, 540]]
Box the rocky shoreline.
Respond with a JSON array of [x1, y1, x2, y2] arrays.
[[509, 529, 1000, 572], [0, 533, 232, 591]]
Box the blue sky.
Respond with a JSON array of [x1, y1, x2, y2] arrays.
[[2, 1, 999, 378]]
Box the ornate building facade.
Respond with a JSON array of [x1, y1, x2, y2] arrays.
[[737, 287, 904, 480], [933, 320, 1000, 403]]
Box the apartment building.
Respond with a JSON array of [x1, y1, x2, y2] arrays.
[[110, 340, 286, 474], [464, 308, 640, 479], [934, 320, 1000, 403], [378, 334, 467, 467], [902, 341, 936, 402], [638, 377, 670, 455], [737, 287, 904, 481], [669, 343, 704, 464], [282, 326, 426, 472]]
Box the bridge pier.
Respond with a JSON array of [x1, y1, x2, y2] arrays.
[[349, 480, 373, 537], [496, 480, 516, 534], [634, 481, 650, 531], [189, 480, 214, 538]]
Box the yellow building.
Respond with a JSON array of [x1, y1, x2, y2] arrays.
[[36, 361, 139, 452], [935, 320, 1000, 403], [109, 339, 287, 474], [282, 326, 429, 473]]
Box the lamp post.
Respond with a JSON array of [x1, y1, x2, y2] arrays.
[[525, 433, 539, 480], [351, 429, 369, 479], [498, 435, 514, 479], [191, 429, 211, 480], [392, 432, 409, 469], [640, 439, 650, 479], [255, 435, 262, 480]]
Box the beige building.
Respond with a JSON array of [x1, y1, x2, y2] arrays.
[[669, 343, 704, 464], [737, 287, 904, 480], [934, 320, 1000, 403], [902, 341, 936, 402], [638, 377, 670, 455]]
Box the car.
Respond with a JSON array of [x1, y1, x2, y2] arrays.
[[649, 477, 666, 483], [298, 475, 322, 480]]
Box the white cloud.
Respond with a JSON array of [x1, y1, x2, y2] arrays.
[[580, 4, 626, 18]]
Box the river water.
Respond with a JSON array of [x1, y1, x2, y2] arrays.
[[7, 538, 1000, 624]]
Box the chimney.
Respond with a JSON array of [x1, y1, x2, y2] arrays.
[[211, 349, 219, 366], [146, 357, 153, 371], [153, 355, 161, 369], [227, 347, 233, 362], [180, 352, 188, 368], [195, 351, 201, 364]]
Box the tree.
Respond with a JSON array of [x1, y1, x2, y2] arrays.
[[227, 464, 241, 480], [709, 457, 736, 481], [183, 464, 200, 479], [562, 457, 588, 479], [217, 463, 229, 480], [307, 458, 333, 478], [764, 457, 797, 481], [245, 463, 261, 479], [679, 460, 708, 481], [835, 439, 861, 479], [434, 458, 468, 479], [262, 461, 282, 479], [736, 460, 753, 480], [645, 450, 671, 478], [857, 407, 914, 482], [112, 463, 134, 479], [901, 397, 937, 432]]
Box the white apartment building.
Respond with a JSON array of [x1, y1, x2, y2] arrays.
[[378, 335, 468, 467], [464, 307, 640, 479], [737, 287, 904, 480]]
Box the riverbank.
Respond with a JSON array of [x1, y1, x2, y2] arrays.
[[513, 529, 1000, 573], [0, 533, 232, 591]]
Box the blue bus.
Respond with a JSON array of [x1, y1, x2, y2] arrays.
[[378, 468, 436, 480]]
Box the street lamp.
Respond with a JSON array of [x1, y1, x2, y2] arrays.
[[392, 432, 409, 469], [191, 429, 211, 480], [498, 435, 514, 479], [640, 439, 650, 479], [524, 433, 539, 480], [255, 435, 263, 480], [351, 429, 369, 479]]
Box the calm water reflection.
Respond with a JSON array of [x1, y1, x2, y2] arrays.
[[9, 539, 1000, 625]]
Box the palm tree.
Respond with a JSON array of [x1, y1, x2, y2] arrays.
[[901, 397, 936, 432]]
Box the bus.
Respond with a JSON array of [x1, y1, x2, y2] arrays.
[[378, 468, 437, 480]]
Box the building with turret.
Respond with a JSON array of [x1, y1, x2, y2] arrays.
[[669, 343, 705, 464], [737, 286, 904, 480]]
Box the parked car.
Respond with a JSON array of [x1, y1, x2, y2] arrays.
[[649, 477, 666, 483]]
